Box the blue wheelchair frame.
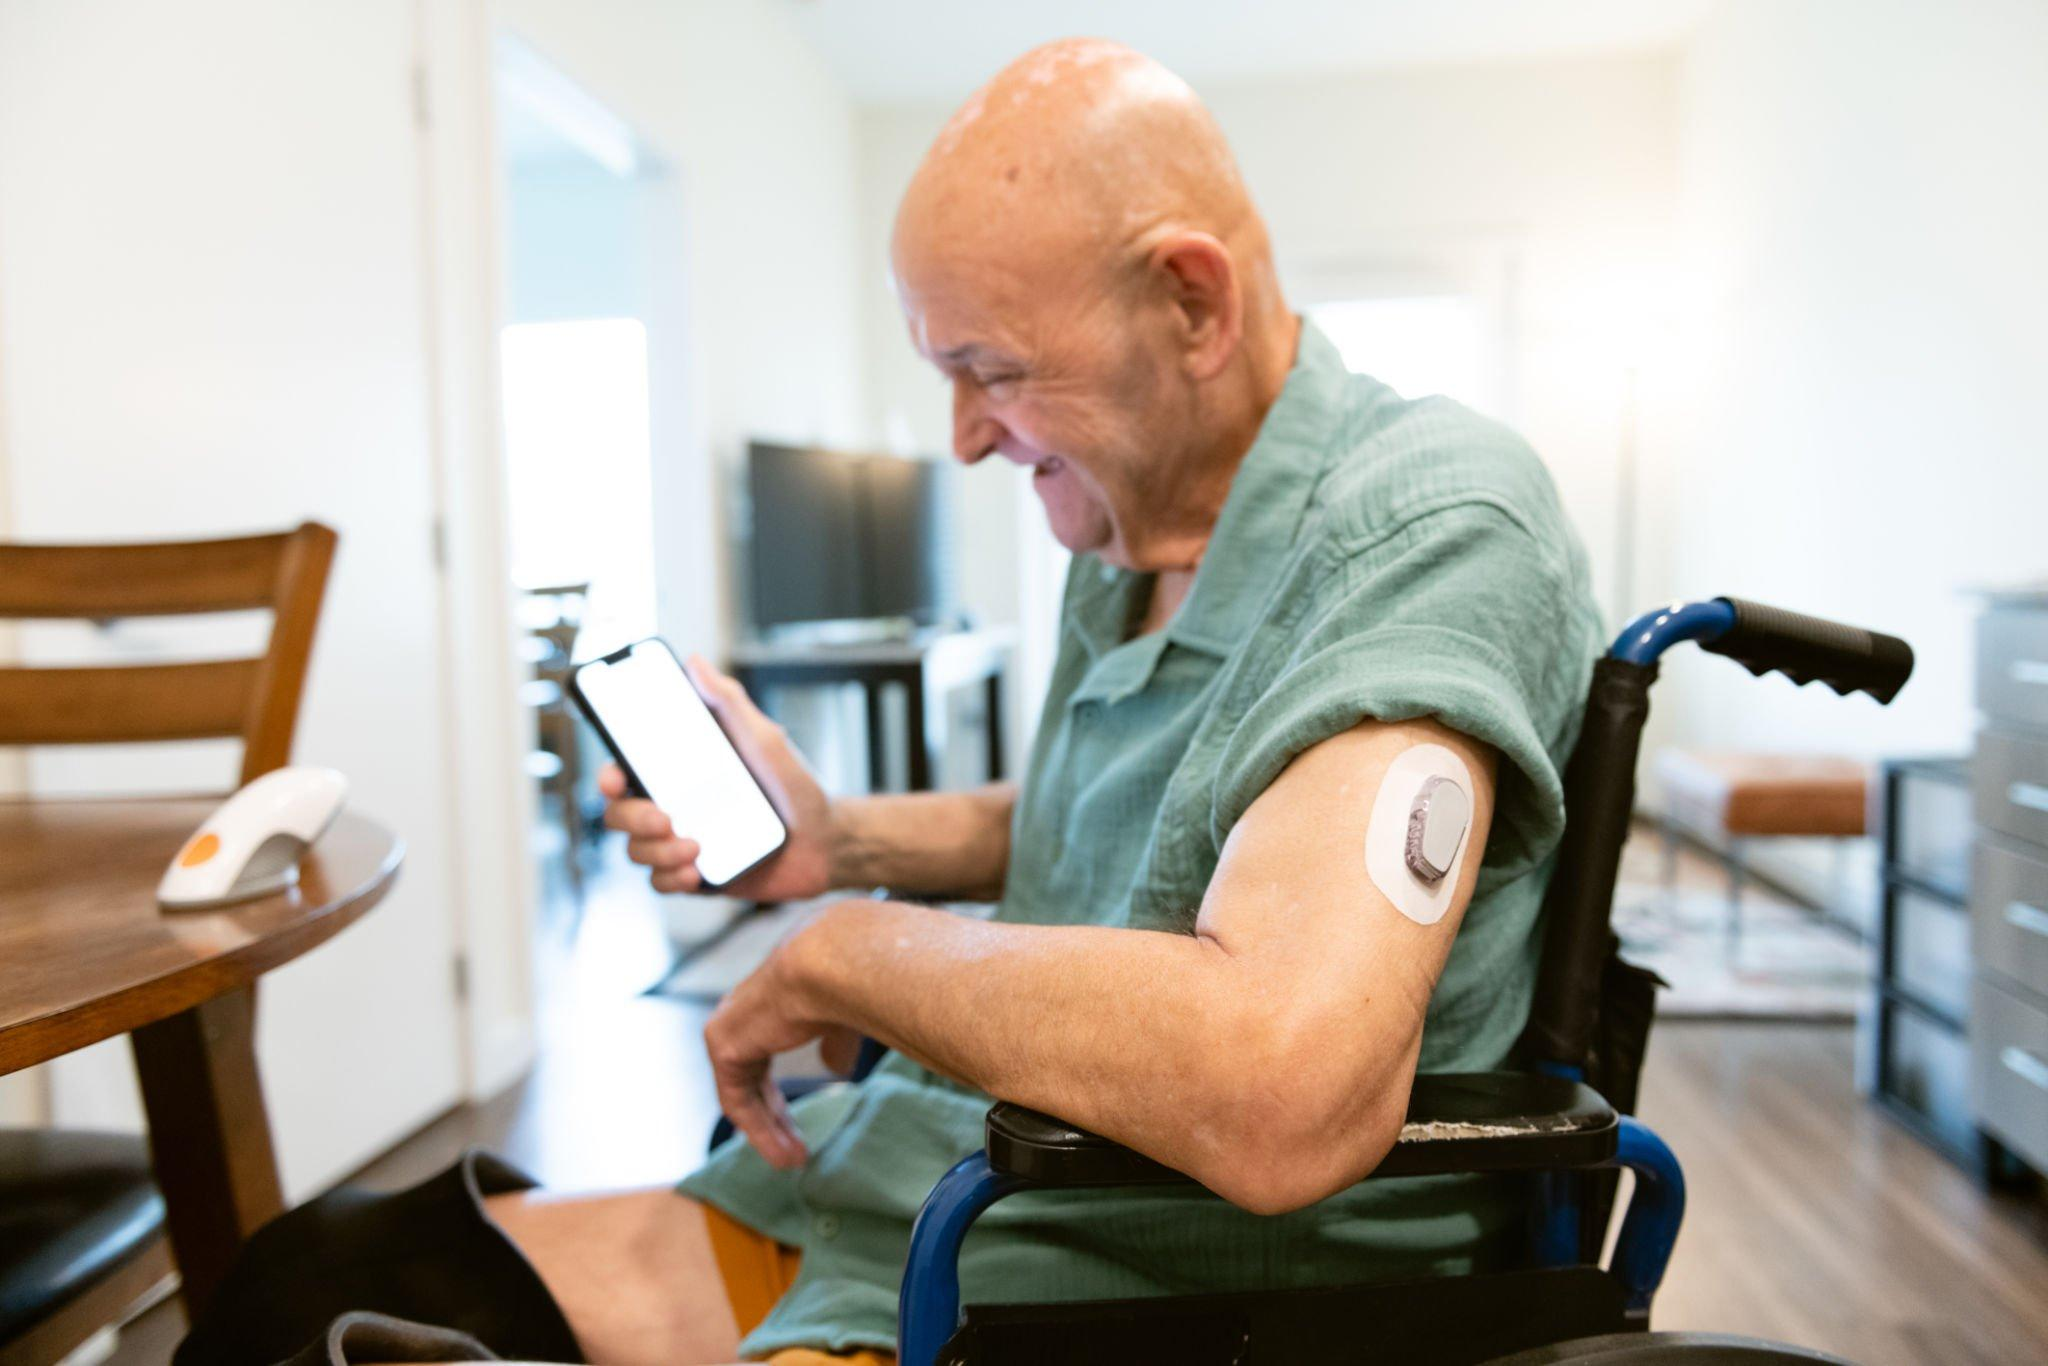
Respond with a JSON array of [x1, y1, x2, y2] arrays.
[[883, 597, 1912, 1366]]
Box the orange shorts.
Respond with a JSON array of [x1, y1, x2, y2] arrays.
[[703, 1204, 896, 1366]]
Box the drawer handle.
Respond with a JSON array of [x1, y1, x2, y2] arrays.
[[2014, 659, 2048, 687], [2013, 782, 2048, 815], [2002, 1046, 2048, 1094], [2009, 902, 2048, 939]]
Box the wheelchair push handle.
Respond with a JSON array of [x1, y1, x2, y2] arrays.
[[1611, 597, 1913, 704], [1699, 597, 1914, 704]]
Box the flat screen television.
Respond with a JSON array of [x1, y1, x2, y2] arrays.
[[745, 442, 956, 634]]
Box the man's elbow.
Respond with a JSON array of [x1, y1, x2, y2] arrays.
[[1194, 1051, 1409, 1215]]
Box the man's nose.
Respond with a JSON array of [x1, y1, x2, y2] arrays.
[[951, 383, 998, 465]]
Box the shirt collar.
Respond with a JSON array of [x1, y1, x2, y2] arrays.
[[1163, 318, 1349, 657]]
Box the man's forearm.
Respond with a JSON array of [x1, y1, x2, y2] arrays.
[[783, 898, 1411, 1212], [825, 782, 1016, 900]]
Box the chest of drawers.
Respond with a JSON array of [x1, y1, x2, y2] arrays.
[[1971, 596, 2048, 1175]]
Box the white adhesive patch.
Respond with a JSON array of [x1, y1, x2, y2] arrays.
[[1364, 743, 1475, 925]]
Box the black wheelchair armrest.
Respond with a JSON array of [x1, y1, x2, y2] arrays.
[[986, 1103, 1190, 1186], [984, 1071, 1618, 1188]]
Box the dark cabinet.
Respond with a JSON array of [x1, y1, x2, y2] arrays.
[[1969, 597, 2048, 1176]]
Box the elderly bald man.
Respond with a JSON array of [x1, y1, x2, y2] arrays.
[[174, 37, 1599, 1366]]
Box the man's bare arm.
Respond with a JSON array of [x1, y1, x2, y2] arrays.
[[707, 716, 1496, 1214], [828, 783, 1016, 900]]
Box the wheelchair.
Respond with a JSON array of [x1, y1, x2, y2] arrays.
[[728, 597, 1915, 1366]]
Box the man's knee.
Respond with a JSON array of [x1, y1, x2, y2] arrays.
[[484, 1187, 743, 1366]]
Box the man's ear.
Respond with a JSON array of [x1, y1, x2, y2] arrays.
[[1149, 232, 1242, 381]]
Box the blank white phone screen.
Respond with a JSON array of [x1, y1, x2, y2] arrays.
[[577, 641, 787, 886]]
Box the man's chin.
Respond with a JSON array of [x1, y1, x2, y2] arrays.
[[1036, 491, 1111, 558]]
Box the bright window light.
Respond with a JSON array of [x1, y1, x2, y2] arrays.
[[1308, 295, 1493, 413], [500, 318, 658, 651]]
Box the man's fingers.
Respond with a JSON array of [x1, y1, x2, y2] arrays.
[[715, 1066, 807, 1169], [625, 835, 699, 869], [596, 764, 626, 798], [603, 799, 673, 839], [688, 655, 767, 727], [650, 865, 704, 895], [685, 654, 736, 703]]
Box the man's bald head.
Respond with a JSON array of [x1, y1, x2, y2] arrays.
[[891, 39, 1298, 572], [895, 38, 1262, 293]]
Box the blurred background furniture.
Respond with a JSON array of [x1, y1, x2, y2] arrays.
[[0, 522, 336, 1365], [731, 627, 1012, 794], [518, 582, 594, 899], [734, 441, 1011, 795], [1866, 754, 1977, 1165], [1969, 587, 2048, 1184], [1654, 749, 1870, 952]]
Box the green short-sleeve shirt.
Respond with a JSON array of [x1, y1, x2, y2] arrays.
[[679, 321, 1603, 1357]]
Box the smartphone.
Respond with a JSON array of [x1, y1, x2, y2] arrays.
[[568, 638, 788, 888]]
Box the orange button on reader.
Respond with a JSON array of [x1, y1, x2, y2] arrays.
[[179, 832, 222, 868]]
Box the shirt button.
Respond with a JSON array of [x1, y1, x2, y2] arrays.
[[813, 1213, 841, 1240]]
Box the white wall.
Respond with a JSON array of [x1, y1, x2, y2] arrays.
[[495, 0, 868, 653], [1665, 0, 2048, 761]]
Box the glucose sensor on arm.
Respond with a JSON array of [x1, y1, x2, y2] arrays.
[[1364, 743, 1476, 925]]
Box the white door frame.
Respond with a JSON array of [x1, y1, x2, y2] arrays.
[[416, 0, 541, 1102]]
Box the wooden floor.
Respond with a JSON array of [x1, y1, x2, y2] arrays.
[[1641, 1022, 2048, 1363], [106, 850, 2048, 1364]]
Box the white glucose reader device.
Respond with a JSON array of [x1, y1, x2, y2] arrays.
[[157, 766, 348, 911]]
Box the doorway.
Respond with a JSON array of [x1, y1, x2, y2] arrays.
[[493, 37, 665, 1004]]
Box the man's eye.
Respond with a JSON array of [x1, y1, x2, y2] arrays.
[[976, 372, 1022, 391]]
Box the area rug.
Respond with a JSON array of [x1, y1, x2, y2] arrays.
[[645, 898, 997, 1002], [1612, 881, 1869, 1021], [643, 900, 823, 1002]]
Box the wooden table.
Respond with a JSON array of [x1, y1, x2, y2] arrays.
[[0, 798, 402, 1314]]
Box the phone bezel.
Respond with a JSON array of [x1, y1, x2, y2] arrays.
[[566, 637, 790, 890]]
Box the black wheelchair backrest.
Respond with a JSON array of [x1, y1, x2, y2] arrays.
[[1519, 598, 1915, 1095]]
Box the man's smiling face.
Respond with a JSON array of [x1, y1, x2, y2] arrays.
[[891, 235, 1179, 568]]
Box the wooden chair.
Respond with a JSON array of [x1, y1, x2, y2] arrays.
[[0, 522, 338, 1366], [0, 521, 338, 784]]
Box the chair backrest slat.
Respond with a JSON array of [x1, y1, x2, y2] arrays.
[[0, 523, 338, 784], [0, 532, 300, 618], [0, 660, 259, 745]]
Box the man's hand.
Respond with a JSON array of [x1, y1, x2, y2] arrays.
[[701, 924, 863, 1168], [600, 656, 837, 902]]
